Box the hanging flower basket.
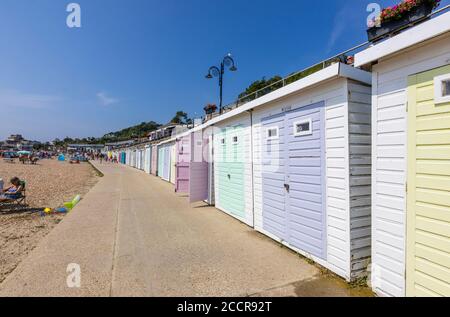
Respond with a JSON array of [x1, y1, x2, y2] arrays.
[[367, 0, 440, 42]]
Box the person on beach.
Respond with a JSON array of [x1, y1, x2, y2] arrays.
[[0, 177, 24, 202]]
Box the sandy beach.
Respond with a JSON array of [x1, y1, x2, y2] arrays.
[[0, 159, 99, 283]]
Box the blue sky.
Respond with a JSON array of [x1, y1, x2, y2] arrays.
[[1, 0, 448, 141]]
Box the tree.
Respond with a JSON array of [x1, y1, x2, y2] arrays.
[[63, 137, 74, 144], [171, 111, 191, 125], [238, 75, 283, 103]]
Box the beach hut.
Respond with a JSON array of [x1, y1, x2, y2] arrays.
[[213, 116, 253, 227], [355, 11, 450, 297], [140, 148, 145, 170], [170, 143, 177, 184], [140, 148, 145, 171], [151, 144, 158, 175], [190, 130, 212, 204], [164, 142, 174, 182], [207, 62, 372, 281], [135, 149, 140, 169], [127, 149, 131, 166], [144, 145, 152, 174], [136, 149, 140, 169], [171, 130, 213, 204], [157, 142, 173, 182], [175, 134, 191, 193], [130, 149, 135, 167], [157, 146, 165, 177]]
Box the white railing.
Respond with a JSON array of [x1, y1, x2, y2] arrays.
[[216, 4, 450, 115]]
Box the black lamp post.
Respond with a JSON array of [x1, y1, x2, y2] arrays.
[[205, 53, 237, 113]]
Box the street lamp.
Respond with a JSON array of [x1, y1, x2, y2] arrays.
[[205, 53, 237, 113]]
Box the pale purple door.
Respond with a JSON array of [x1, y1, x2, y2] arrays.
[[261, 113, 288, 241], [285, 102, 326, 260], [175, 135, 190, 193], [262, 101, 327, 260], [189, 131, 209, 203]]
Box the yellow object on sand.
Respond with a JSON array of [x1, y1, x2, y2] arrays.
[[44, 208, 52, 214], [63, 195, 81, 210]]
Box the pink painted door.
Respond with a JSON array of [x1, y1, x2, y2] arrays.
[[175, 135, 190, 193], [151, 145, 158, 175], [189, 131, 209, 203]]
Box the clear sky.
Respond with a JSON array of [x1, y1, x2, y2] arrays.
[[1, 0, 449, 141]]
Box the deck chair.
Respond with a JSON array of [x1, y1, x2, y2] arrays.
[[0, 181, 27, 209]]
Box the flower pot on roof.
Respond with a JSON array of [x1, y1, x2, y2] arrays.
[[204, 104, 217, 115], [367, 0, 440, 42]]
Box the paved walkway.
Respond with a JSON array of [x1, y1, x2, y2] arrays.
[[0, 162, 371, 297]]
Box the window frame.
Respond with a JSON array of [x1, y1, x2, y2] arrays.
[[293, 118, 313, 137], [266, 127, 279, 141], [434, 73, 450, 104], [232, 135, 239, 145]]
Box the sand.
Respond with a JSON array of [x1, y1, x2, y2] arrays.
[[0, 159, 99, 283]]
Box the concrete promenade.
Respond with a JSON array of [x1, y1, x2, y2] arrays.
[[0, 161, 370, 297]]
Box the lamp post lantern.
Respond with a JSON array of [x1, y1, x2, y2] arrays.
[[205, 53, 237, 113]]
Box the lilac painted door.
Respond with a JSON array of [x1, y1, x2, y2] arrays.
[[261, 113, 288, 241], [175, 135, 190, 193], [189, 131, 209, 203], [262, 101, 326, 260]]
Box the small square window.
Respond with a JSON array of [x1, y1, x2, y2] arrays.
[[221, 138, 226, 145], [443, 80, 450, 97], [232, 136, 238, 144], [266, 127, 279, 140], [434, 74, 450, 104], [293, 119, 313, 136]]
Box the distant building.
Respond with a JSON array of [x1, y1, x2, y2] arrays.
[[105, 140, 136, 151], [67, 144, 105, 153], [0, 134, 39, 151], [148, 123, 189, 141]]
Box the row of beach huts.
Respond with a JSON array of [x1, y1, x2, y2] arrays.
[[112, 10, 450, 297]]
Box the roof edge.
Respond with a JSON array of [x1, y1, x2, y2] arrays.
[[157, 62, 371, 146]]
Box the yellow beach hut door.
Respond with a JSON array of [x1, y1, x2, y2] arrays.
[[407, 65, 450, 297]]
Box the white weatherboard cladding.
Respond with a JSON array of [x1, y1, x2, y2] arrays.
[[371, 33, 450, 297], [213, 114, 254, 227], [348, 80, 372, 278], [252, 77, 370, 281]]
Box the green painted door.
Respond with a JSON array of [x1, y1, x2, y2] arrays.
[[216, 126, 245, 218]]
